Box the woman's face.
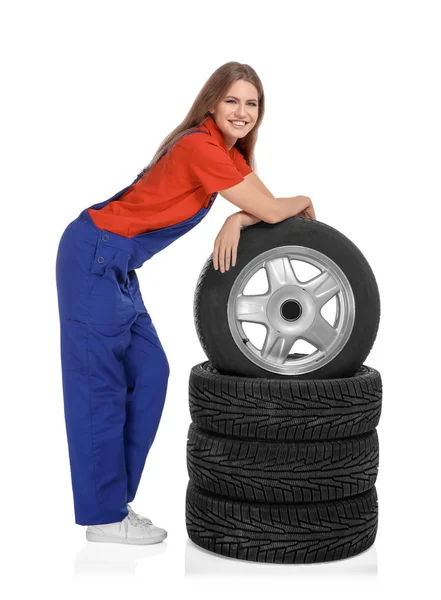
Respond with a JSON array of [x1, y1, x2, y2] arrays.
[[209, 79, 259, 149]]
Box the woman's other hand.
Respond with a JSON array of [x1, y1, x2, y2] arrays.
[[213, 214, 242, 273], [299, 202, 317, 220]]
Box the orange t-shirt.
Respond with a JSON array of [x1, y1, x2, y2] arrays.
[[87, 115, 253, 237]]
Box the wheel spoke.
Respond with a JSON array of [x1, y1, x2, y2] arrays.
[[302, 270, 340, 308], [236, 294, 269, 324], [261, 327, 297, 364], [264, 256, 299, 292], [302, 315, 339, 351]]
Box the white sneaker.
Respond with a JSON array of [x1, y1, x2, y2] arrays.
[[86, 506, 167, 545]]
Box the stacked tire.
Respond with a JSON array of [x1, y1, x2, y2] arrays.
[[186, 217, 382, 564]]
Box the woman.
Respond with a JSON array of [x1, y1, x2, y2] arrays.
[[55, 61, 316, 546]]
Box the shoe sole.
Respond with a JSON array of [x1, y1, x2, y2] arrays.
[[86, 531, 167, 545]]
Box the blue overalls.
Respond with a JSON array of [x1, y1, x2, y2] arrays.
[[55, 129, 216, 525]]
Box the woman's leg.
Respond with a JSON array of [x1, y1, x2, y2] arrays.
[[56, 219, 136, 526], [59, 317, 132, 525], [123, 311, 170, 504]]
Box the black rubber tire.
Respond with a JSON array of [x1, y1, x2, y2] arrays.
[[186, 481, 378, 564], [186, 423, 379, 503], [189, 360, 382, 441], [194, 217, 381, 380]]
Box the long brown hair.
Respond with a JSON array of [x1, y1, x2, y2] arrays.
[[136, 61, 265, 180]]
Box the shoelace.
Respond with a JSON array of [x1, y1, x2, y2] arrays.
[[127, 504, 153, 527]]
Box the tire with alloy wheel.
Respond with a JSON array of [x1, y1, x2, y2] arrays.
[[194, 216, 380, 380], [188, 361, 382, 441]]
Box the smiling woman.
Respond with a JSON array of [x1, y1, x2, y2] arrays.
[[208, 81, 260, 150], [55, 61, 274, 538]]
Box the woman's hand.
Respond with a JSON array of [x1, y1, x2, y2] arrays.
[[213, 214, 242, 273], [299, 202, 317, 220]]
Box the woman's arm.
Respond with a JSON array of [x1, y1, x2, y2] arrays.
[[237, 211, 262, 229], [218, 171, 315, 224], [232, 173, 316, 223], [233, 171, 274, 228]]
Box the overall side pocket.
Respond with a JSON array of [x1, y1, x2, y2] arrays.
[[60, 318, 89, 373]]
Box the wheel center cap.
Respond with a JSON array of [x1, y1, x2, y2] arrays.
[[280, 299, 302, 321], [266, 285, 316, 333]]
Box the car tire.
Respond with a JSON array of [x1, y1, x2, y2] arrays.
[[194, 217, 381, 379], [189, 360, 382, 441], [186, 480, 378, 564], [186, 422, 379, 503]]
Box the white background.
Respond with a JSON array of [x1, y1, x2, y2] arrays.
[[2, 0, 440, 598]]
